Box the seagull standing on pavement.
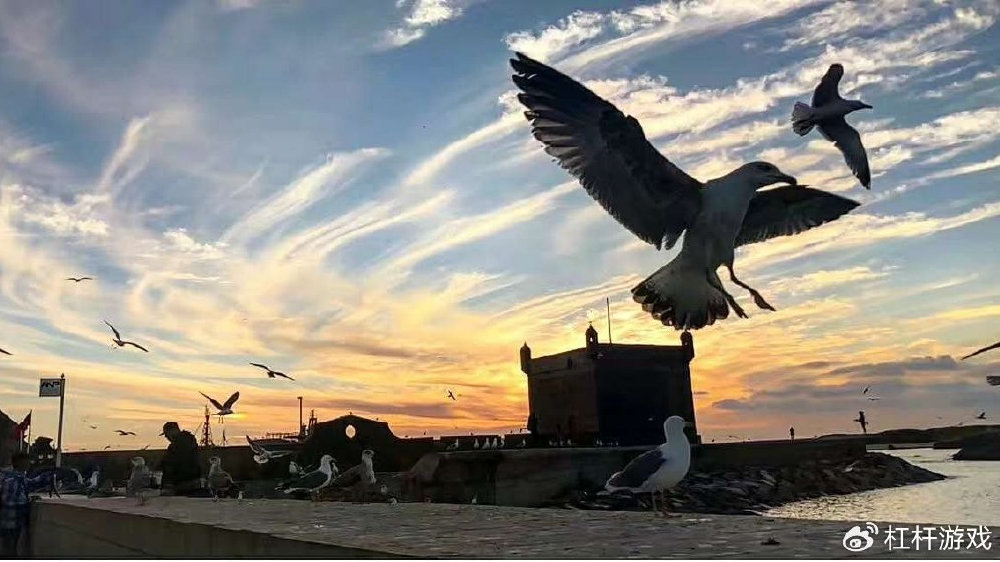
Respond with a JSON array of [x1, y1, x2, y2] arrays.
[[605, 416, 691, 514], [511, 53, 859, 330], [792, 63, 873, 189]]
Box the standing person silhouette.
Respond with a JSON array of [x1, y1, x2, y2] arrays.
[[789, 426, 795, 441]]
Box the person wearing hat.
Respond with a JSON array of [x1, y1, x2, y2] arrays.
[[156, 422, 201, 494]]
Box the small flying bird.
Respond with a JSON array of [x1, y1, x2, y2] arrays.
[[0, 346, 11, 356], [987, 376, 1000, 387], [605, 416, 691, 514], [115, 430, 136, 436], [201, 391, 240, 418], [862, 386, 870, 394], [867, 396, 881, 401], [89, 425, 98, 430], [511, 52, 859, 330], [962, 341, 1000, 361], [246, 435, 293, 464], [249, 362, 294, 381], [65, 277, 93, 283], [104, 321, 149, 352], [277, 454, 337, 501], [208, 456, 235, 501], [792, 63, 873, 189], [447, 390, 456, 401], [141, 444, 149, 450], [103, 445, 112, 450], [976, 411, 987, 420]]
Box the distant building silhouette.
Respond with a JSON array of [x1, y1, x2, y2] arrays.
[[520, 326, 699, 446]]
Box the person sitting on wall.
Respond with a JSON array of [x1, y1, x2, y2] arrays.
[[157, 422, 202, 495]]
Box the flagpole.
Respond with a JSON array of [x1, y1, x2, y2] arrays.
[[606, 297, 613, 345], [25, 414, 30, 454], [55, 373, 65, 467]]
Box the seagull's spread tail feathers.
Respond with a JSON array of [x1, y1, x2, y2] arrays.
[[791, 102, 816, 136], [631, 256, 728, 331]]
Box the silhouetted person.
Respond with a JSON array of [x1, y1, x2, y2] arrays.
[[789, 426, 795, 441], [854, 411, 868, 434], [526, 412, 538, 447], [1, 453, 45, 557], [157, 422, 201, 494]]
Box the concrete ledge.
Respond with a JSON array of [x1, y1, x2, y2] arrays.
[[30, 497, 991, 559]]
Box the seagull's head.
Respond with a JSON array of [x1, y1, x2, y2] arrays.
[[130, 456, 145, 467], [319, 454, 334, 466], [362, 449, 375, 459], [209, 456, 221, 467], [741, 162, 797, 189], [663, 416, 687, 436]]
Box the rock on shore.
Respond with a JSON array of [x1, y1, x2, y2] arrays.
[[952, 433, 1000, 460], [558, 452, 944, 514]]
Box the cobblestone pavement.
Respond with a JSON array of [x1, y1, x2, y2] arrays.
[[43, 497, 995, 558]]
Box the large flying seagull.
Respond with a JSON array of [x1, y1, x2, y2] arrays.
[[510, 53, 860, 329]]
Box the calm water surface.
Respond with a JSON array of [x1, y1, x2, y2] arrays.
[[765, 448, 1000, 526]]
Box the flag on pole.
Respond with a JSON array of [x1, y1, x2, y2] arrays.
[[14, 411, 31, 441]]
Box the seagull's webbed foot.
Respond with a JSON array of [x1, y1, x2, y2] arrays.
[[705, 270, 747, 319], [727, 264, 776, 312]]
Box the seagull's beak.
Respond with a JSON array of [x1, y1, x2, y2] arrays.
[[861, 103, 873, 109], [775, 173, 797, 186]]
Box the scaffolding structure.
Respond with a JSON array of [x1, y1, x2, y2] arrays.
[[200, 404, 214, 447]]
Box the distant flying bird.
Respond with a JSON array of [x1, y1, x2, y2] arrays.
[[962, 341, 1000, 360], [605, 416, 691, 513], [511, 52, 859, 330], [447, 390, 456, 401], [115, 430, 136, 436], [141, 444, 149, 450], [104, 321, 149, 352], [65, 277, 93, 283], [89, 425, 98, 430], [201, 391, 240, 417], [976, 411, 987, 420], [862, 386, 870, 394], [249, 362, 294, 381], [987, 376, 1000, 387], [103, 445, 112, 450], [792, 63, 873, 189], [0, 347, 11, 356], [867, 396, 881, 401]]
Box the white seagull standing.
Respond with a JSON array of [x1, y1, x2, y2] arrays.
[[278, 454, 336, 501], [208, 456, 235, 501], [511, 53, 859, 329], [792, 63, 873, 189], [605, 416, 691, 514]]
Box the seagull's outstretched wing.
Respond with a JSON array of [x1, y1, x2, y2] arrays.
[[104, 321, 121, 340], [734, 186, 859, 247], [963, 341, 1000, 360], [249, 362, 270, 371], [987, 376, 1000, 387], [200, 392, 225, 411], [273, 371, 294, 381], [246, 435, 265, 455], [0, 347, 10, 356], [818, 117, 870, 189], [223, 391, 240, 410], [510, 52, 702, 250], [813, 63, 844, 107], [123, 341, 149, 352]]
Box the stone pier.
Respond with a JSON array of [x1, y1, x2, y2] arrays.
[[30, 497, 990, 558]]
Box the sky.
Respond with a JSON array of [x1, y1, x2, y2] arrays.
[[0, 0, 999, 451]]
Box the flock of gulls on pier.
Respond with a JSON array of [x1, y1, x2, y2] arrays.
[[2, 53, 998, 516]]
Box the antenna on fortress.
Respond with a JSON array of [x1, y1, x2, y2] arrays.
[[201, 404, 214, 447], [606, 297, 613, 345]]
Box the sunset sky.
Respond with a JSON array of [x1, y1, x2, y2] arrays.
[[1, 0, 998, 451]]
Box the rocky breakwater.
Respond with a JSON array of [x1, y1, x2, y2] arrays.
[[560, 452, 944, 514], [951, 433, 1000, 460]]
